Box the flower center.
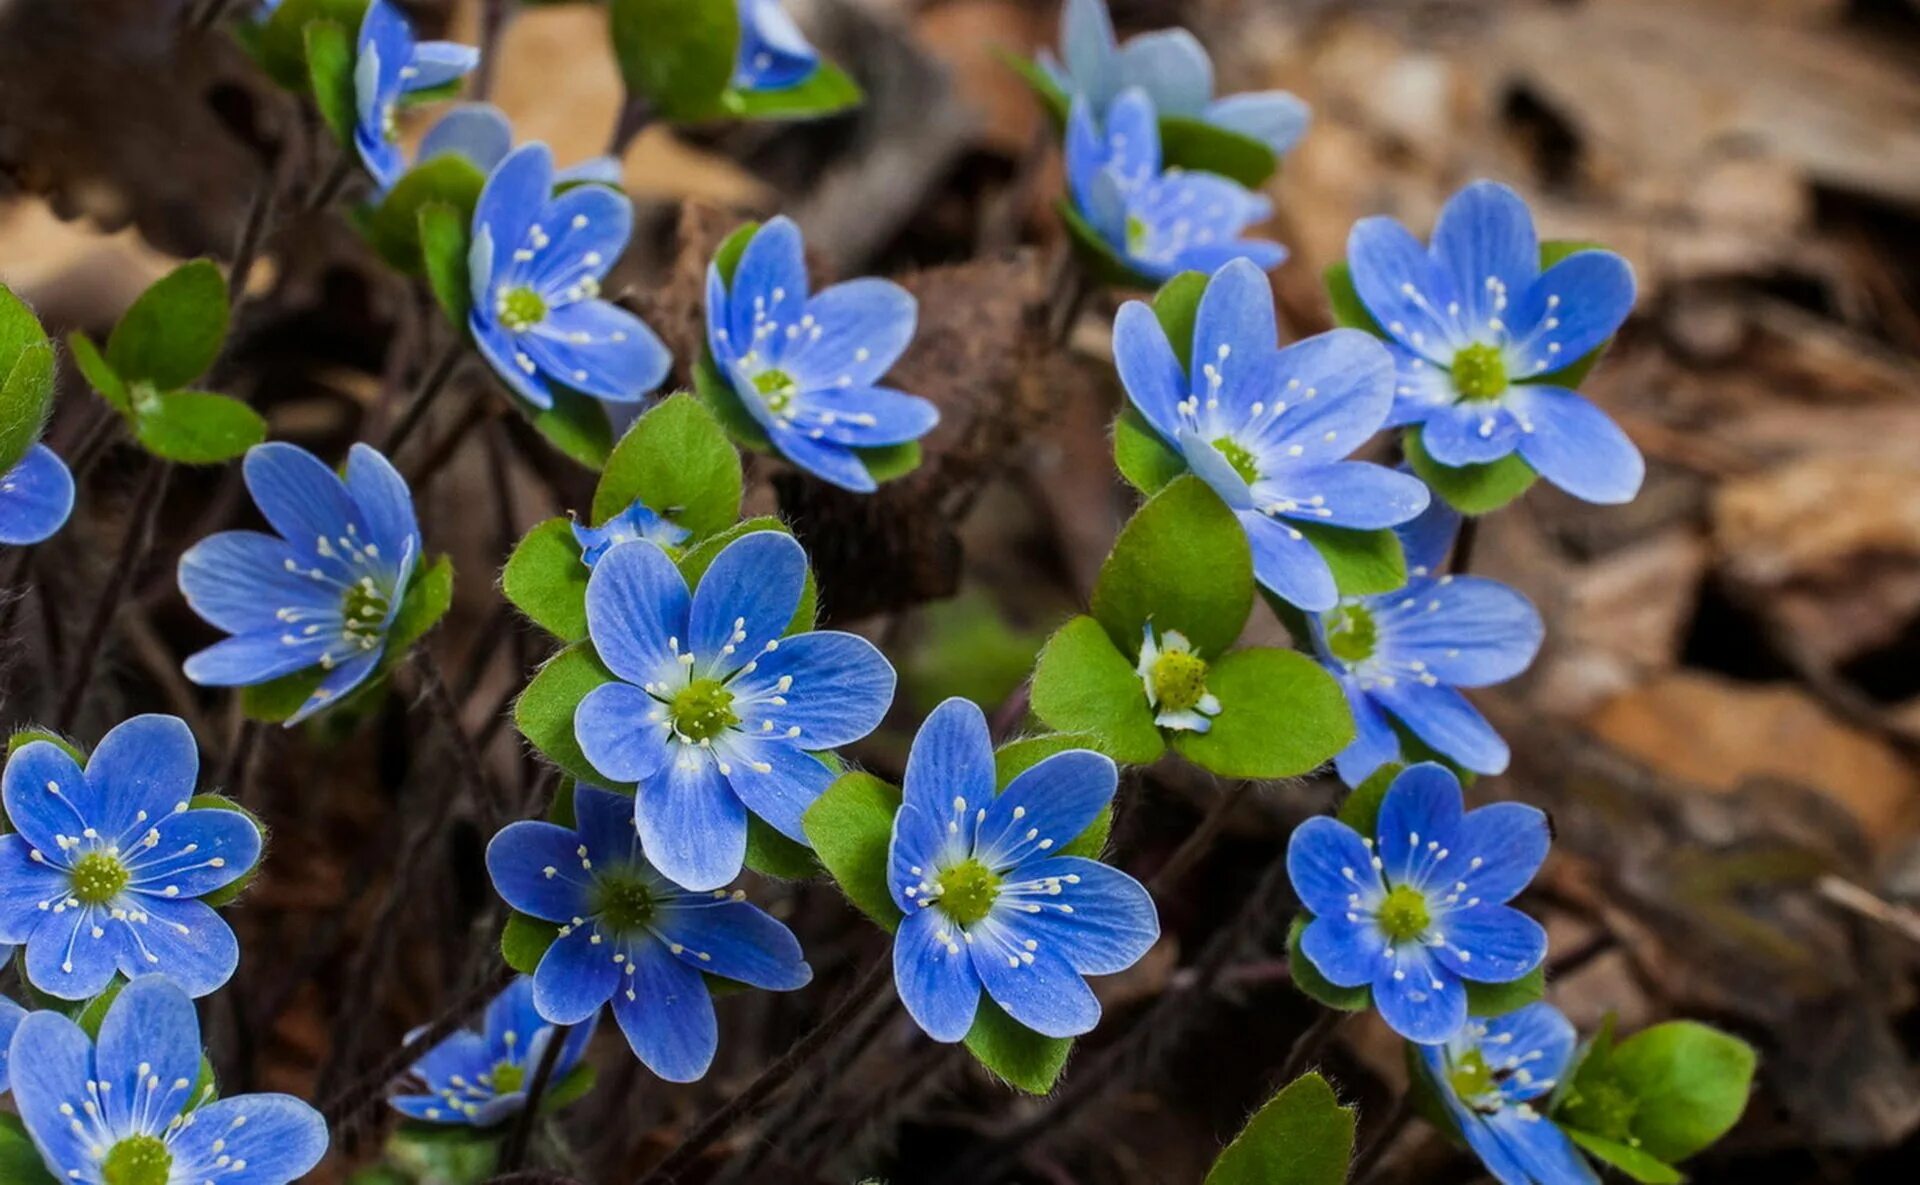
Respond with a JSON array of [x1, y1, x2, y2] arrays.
[[1149, 649, 1211, 715], [70, 850, 130, 905], [1447, 1049, 1502, 1113], [490, 1059, 526, 1095], [340, 578, 392, 651], [1377, 884, 1431, 942], [669, 678, 739, 742], [1125, 214, 1152, 256], [1211, 436, 1262, 485], [499, 286, 547, 333], [101, 1135, 172, 1185], [750, 368, 797, 415], [1451, 343, 1509, 402], [935, 859, 1001, 927], [594, 875, 657, 934], [1324, 604, 1378, 664]]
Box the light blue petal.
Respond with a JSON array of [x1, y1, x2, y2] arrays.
[[1189, 259, 1279, 401], [1376, 682, 1511, 776], [902, 698, 995, 824], [0, 995, 24, 1094], [651, 896, 812, 990], [474, 144, 556, 294], [1331, 683, 1404, 787], [356, 0, 410, 121], [611, 937, 716, 1082], [575, 682, 676, 785], [405, 40, 480, 92], [95, 973, 203, 1133], [172, 1093, 330, 1184], [1065, 99, 1118, 236], [1299, 913, 1381, 989], [1485, 1109, 1603, 1185], [971, 929, 1100, 1038], [7, 1009, 99, 1175], [888, 802, 950, 914], [1374, 762, 1467, 882], [634, 753, 747, 892], [1261, 462, 1430, 531], [0, 444, 74, 546], [733, 630, 895, 749], [521, 300, 672, 404], [705, 263, 734, 366], [892, 904, 982, 1043], [713, 736, 833, 844], [1006, 855, 1157, 976], [556, 155, 626, 187], [487, 820, 595, 923], [182, 630, 324, 688], [1250, 329, 1397, 464], [1509, 385, 1643, 505], [419, 103, 512, 172], [584, 539, 692, 687], [243, 442, 366, 552], [0, 836, 68, 943], [177, 530, 335, 635], [1507, 251, 1635, 380], [1431, 904, 1546, 984], [472, 316, 556, 409], [343, 443, 419, 563], [533, 924, 619, 1024], [1286, 815, 1380, 918], [83, 713, 199, 839], [1166, 238, 1288, 277], [687, 530, 806, 675], [1240, 509, 1337, 612], [1179, 429, 1254, 510], [126, 809, 260, 899], [1058, 0, 1119, 104], [113, 896, 239, 998], [734, 0, 819, 91], [1371, 941, 1465, 1044], [780, 277, 917, 390], [1483, 1002, 1579, 1096], [1455, 1106, 1548, 1185], [1102, 87, 1163, 187], [974, 750, 1116, 871], [3, 739, 97, 857], [1393, 492, 1462, 578], [1111, 298, 1188, 444], [726, 216, 810, 352], [1421, 399, 1525, 467], [1451, 802, 1552, 906], [526, 184, 632, 294], [574, 500, 688, 567], [795, 386, 939, 448], [1204, 92, 1310, 154], [771, 425, 877, 493], [1347, 216, 1465, 363], [1431, 181, 1540, 332], [1115, 28, 1212, 117], [1382, 576, 1542, 687]]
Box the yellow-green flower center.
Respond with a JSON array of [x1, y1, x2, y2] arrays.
[[1377, 884, 1431, 942], [70, 850, 130, 906], [1150, 649, 1211, 715], [751, 368, 796, 414], [500, 286, 547, 333], [490, 1060, 526, 1095], [936, 859, 1002, 927], [1324, 604, 1378, 664], [101, 1136, 172, 1185], [1447, 1049, 1501, 1112], [594, 875, 657, 934], [670, 678, 738, 742], [341, 579, 391, 649], [1125, 214, 1151, 255], [1212, 436, 1261, 485], [1452, 343, 1509, 402]]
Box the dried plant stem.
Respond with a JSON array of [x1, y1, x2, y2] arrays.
[[412, 649, 512, 832], [56, 461, 173, 731], [1147, 780, 1255, 895], [227, 170, 278, 304], [381, 339, 467, 456], [498, 1021, 571, 1173]]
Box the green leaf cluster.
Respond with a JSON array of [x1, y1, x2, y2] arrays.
[[1204, 1072, 1354, 1185], [67, 262, 265, 465], [609, 0, 862, 123]]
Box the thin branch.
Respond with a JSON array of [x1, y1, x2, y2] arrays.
[[227, 169, 279, 304], [1147, 780, 1254, 895], [381, 339, 467, 456], [56, 461, 173, 731], [497, 1021, 570, 1173]]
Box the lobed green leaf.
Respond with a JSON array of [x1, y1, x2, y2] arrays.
[[515, 643, 618, 784], [719, 63, 864, 120], [418, 201, 473, 327], [1112, 407, 1186, 496], [0, 285, 55, 473], [1204, 1072, 1354, 1185], [132, 390, 267, 465], [592, 392, 743, 534], [362, 155, 487, 275], [1297, 522, 1406, 598], [801, 771, 903, 931], [304, 19, 358, 145], [1405, 428, 1538, 517], [1173, 647, 1351, 779], [963, 998, 1073, 1095], [610, 0, 739, 121], [502, 518, 591, 642]]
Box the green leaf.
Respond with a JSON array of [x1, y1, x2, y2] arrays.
[[107, 260, 228, 391], [744, 815, 820, 880], [7, 727, 85, 765], [0, 1113, 61, 1185], [1204, 1072, 1355, 1185], [1297, 522, 1406, 597], [902, 592, 1042, 714], [1335, 763, 1402, 835], [1093, 475, 1253, 657], [1160, 116, 1277, 190], [1286, 915, 1368, 1011], [304, 19, 357, 144], [189, 793, 267, 908], [0, 285, 54, 473], [131, 390, 266, 465], [257, 0, 370, 90], [1321, 261, 1385, 337], [1405, 428, 1539, 517], [502, 911, 560, 974], [362, 155, 488, 274], [1462, 966, 1544, 1018], [592, 393, 743, 534], [418, 201, 472, 327], [1058, 199, 1153, 290], [388, 555, 455, 657], [854, 438, 922, 485], [242, 668, 328, 724], [1112, 407, 1186, 496], [1002, 51, 1070, 125], [1029, 615, 1165, 766], [502, 518, 591, 642], [1151, 271, 1208, 370], [515, 644, 617, 784], [610, 0, 740, 121], [1564, 1131, 1683, 1185], [719, 63, 865, 120], [1173, 647, 1352, 779], [542, 1062, 597, 1114], [676, 517, 817, 634], [1603, 1022, 1756, 1163], [712, 221, 758, 286], [65, 330, 129, 417], [994, 733, 1112, 858], [801, 771, 903, 931], [963, 997, 1073, 1095], [521, 387, 614, 471]]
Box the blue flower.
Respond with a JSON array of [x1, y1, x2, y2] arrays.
[[355, 0, 480, 192], [390, 975, 599, 1127], [734, 0, 820, 91], [486, 784, 812, 1081], [1421, 1003, 1600, 1185], [0, 994, 24, 1094], [1113, 258, 1430, 611], [179, 443, 421, 724], [1348, 180, 1643, 504], [468, 143, 672, 411], [1287, 762, 1549, 1044], [0, 716, 261, 1000], [574, 530, 895, 890], [420, 102, 623, 188], [705, 217, 938, 493], [573, 498, 691, 569], [1065, 89, 1285, 283], [888, 698, 1159, 1042], [1310, 497, 1542, 785], [1041, 0, 1309, 156], [0, 443, 75, 546], [7, 975, 328, 1185]]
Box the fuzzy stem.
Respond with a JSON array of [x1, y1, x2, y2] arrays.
[[56, 461, 173, 731]]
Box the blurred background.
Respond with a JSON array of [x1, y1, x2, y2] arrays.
[[3, 0, 1920, 1180]]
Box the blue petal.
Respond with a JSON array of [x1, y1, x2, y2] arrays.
[[574, 500, 688, 566], [1347, 215, 1464, 364], [126, 808, 260, 899], [1249, 329, 1396, 464], [1452, 802, 1551, 906], [0, 834, 69, 941], [635, 753, 747, 892], [481, 976, 544, 1059], [713, 737, 833, 844], [1421, 400, 1526, 467], [1509, 385, 1643, 505], [95, 973, 203, 1132], [412, 1027, 490, 1091], [523, 301, 672, 404], [1287, 816, 1381, 918], [487, 820, 595, 923], [85, 713, 199, 839], [1064, 97, 1112, 230], [1456, 1107, 1550, 1185], [1431, 181, 1539, 333], [575, 682, 676, 785], [727, 216, 810, 353], [243, 442, 366, 551], [419, 103, 512, 172], [1372, 941, 1465, 1044], [0, 444, 74, 545], [182, 629, 325, 688], [611, 937, 716, 1082], [1375, 682, 1511, 776], [1432, 904, 1546, 984], [796, 385, 939, 448], [356, 0, 410, 115], [1115, 29, 1212, 117], [889, 802, 951, 914], [780, 277, 917, 390], [734, 0, 819, 90], [902, 698, 996, 824], [557, 155, 625, 187], [1102, 88, 1163, 187], [1299, 913, 1381, 989], [1112, 299, 1188, 444], [0, 994, 23, 1093], [170, 1094, 331, 1185], [7, 1009, 99, 1175], [533, 924, 619, 1024], [1394, 493, 1462, 578], [1166, 237, 1289, 278], [1484, 1109, 1602, 1185], [1331, 683, 1404, 788], [1507, 250, 1634, 380], [1189, 261, 1278, 404], [584, 540, 692, 687], [344, 443, 419, 562], [1058, 0, 1119, 108], [975, 750, 1116, 871], [1204, 92, 1310, 154], [971, 926, 1101, 1038], [573, 783, 644, 869], [651, 896, 812, 990], [405, 40, 480, 92], [114, 896, 239, 998], [1006, 855, 1157, 975], [391, 1092, 474, 1125], [1240, 509, 1337, 612], [1382, 576, 1542, 687], [2, 740, 94, 859], [526, 184, 632, 293], [473, 312, 555, 409], [475, 144, 556, 295], [1261, 461, 1429, 531], [1483, 1002, 1579, 1095], [1180, 430, 1254, 511], [687, 530, 806, 676], [290, 645, 385, 725], [177, 530, 336, 635], [768, 424, 877, 493], [705, 263, 735, 366], [356, 126, 408, 195], [892, 905, 982, 1043], [733, 630, 895, 749], [1374, 762, 1466, 882]]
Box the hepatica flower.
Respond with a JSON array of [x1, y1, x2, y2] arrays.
[[1422, 1003, 1600, 1185], [0, 443, 74, 546], [1311, 498, 1543, 785], [420, 103, 623, 188], [1136, 625, 1220, 733], [1114, 259, 1429, 611], [572, 497, 690, 569], [1041, 0, 1309, 155], [574, 530, 894, 890], [486, 784, 811, 1080], [8, 975, 327, 1185], [179, 443, 420, 725], [1066, 89, 1285, 283], [0, 716, 259, 1000], [734, 0, 820, 91], [0, 994, 23, 1093], [1348, 180, 1643, 503], [469, 143, 672, 410], [1287, 762, 1548, 1043], [889, 698, 1158, 1042], [355, 0, 480, 192], [391, 975, 597, 1127], [705, 216, 938, 493]]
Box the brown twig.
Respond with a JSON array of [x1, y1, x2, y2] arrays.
[[1147, 780, 1255, 895], [381, 339, 467, 456], [56, 461, 173, 731]]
